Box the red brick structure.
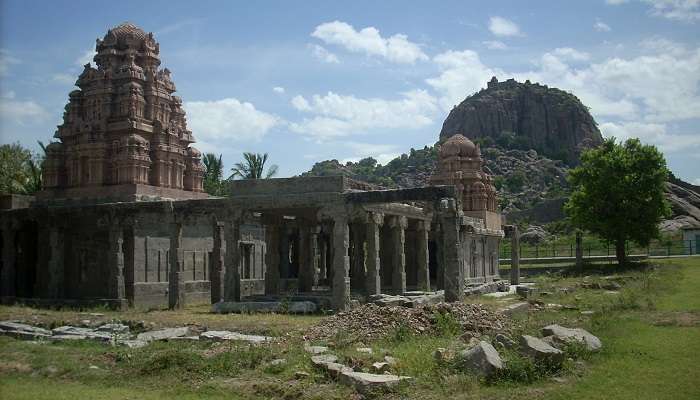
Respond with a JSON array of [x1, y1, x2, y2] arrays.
[[39, 22, 206, 203]]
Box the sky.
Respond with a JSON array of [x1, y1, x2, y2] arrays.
[[1, 0, 699, 184]]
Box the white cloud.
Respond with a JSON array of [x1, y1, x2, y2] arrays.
[[0, 97, 49, 125], [426, 50, 504, 110], [692, 178, 700, 185], [309, 44, 340, 64], [76, 49, 96, 67], [594, 20, 612, 32], [341, 142, 400, 165], [552, 47, 591, 61], [311, 20, 428, 64], [273, 86, 285, 94], [483, 40, 508, 50], [600, 121, 700, 152], [0, 49, 20, 76], [607, 0, 700, 21], [184, 98, 280, 142], [51, 73, 76, 85], [290, 90, 438, 140], [488, 16, 522, 37]]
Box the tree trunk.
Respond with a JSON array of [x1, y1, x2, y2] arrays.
[[615, 239, 627, 266]]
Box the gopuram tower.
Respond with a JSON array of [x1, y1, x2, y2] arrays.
[[39, 22, 206, 203]]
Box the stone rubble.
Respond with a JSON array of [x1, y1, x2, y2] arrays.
[[136, 327, 191, 342], [519, 335, 565, 366], [305, 302, 508, 341], [457, 341, 504, 377], [199, 330, 271, 344]]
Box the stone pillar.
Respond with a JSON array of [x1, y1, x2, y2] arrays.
[[416, 220, 431, 292], [575, 230, 583, 270], [331, 215, 350, 310], [365, 212, 383, 296], [108, 226, 126, 305], [389, 216, 408, 295], [264, 223, 280, 296], [210, 221, 225, 304], [297, 225, 314, 292], [224, 218, 241, 302], [440, 200, 463, 302], [350, 223, 366, 291], [310, 226, 320, 287], [510, 226, 520, 285], [434, 223, 444, 290], [279, 226, 291, 279], [319, 234, 327, 284], [1, 222, 16, 298], [47, 225, 65, 299], [168, 222, 185, 309]]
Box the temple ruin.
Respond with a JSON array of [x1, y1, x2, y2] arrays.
[[0, 23, 504, 311]]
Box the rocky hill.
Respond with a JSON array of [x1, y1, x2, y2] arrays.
[[440, 77, 603, 165]]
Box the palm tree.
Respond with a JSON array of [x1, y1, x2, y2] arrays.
[[230, 152, 278, 179], [202, 153, 224, 195]]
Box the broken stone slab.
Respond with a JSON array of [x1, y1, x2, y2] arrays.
[[407, 291, 445, 307], [371, 362, 391, 373], [304, 345, 329, 354], [168, 336, 200, 341], [199, 330, 271, 344], [119, 339, 149, 349], [212, 301, 317, 314], [95, 323, 130, 334], [311, 354, 339, 365], [51, 326, 113, 342], [311, 354, 352, 378], [371, 295, 412, 307], [0, 321, 52, 337], [541, 324, 602, 352], [519, 335, 564, 366], [457, 341, 503, 377], [136, 327, 190, 342], [498, 302, 529, 316], [338, 370, 412, 394]]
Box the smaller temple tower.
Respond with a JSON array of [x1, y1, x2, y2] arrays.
[[39, 22, 206, 203], [430, 134, 501, 232]]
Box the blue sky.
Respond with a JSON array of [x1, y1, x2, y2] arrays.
[[1, 0, 699, 183]]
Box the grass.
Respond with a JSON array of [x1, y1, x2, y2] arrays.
[[1, 257, 699, 399]]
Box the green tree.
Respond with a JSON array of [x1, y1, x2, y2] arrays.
[[565, 137, 671, 265], [230, 152, 278, 179], [0, 142, 44, 195], [202, 153, 225, 195]]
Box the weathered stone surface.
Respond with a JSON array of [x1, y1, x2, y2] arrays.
[[338, 370, 412, 394], [269, 358, 287, 366], [304, 345, 329, 354], [199, 330, 271, 343], [458, 341, 503, 377], [520, 335, 564, 365], [310, 354, 339, 366], [52, 326, 113, 341], [499, 302, 529, 316], [0, 321, 52, 337], [384, 356, 398, 365], [136, 327, 190, 342], [356, 347, 373, 354], [212, 301, 317, 314], [494, 333, 516, 350], [50, 334, 88, 341], [541, 324, 602, 352], [119, 339, 149, 349], [294, 371, 311, 379], [96, 323, 130, 334], [372, 362, 391, 373]]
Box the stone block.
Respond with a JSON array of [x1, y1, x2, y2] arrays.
[[519, 335, 564, 366], [457, 341, 503, 377], [541, 324, 602, 352], [338, 370, 412, 394], [136, 327, 191, 342], [199, 330, 271, 343]]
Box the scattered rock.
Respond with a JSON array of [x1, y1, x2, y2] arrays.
[[294, 371, 311, 379], [498, 302, 529, 316], [338, 371, 412, 394], [136, 327, 191, 342], [519, 335, 564, 366], [96, 323, 130, 334], [49, 334, 88, 341], [310, 354, 339, 366], [383, 356, 398, 365], [304, 345, 329, 354], [494, 333, 516, 350], [51, 326, 113, 342], [457, 341, 503, 377], [269, 358, 287, 366], [0, 321, 52, 340], [199, 330, 271, 344], [541, 324, 602, 352], [356, 347, 373, 354], [372, 362, 391, 373], [119, 339, 148, 349]]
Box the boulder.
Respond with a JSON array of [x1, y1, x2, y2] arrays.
[[494, 334, 516, 350], [199, 330, 271, 344], [136, 327, 190, 342], [541, 324, 602, 352], [519, 335, 564, 366], [457, 341, 503, 377], [338, 371, 412, 394]]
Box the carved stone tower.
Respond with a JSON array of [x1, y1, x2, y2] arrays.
[[40, 22, 206, 202], [430, 134, 501, 231]]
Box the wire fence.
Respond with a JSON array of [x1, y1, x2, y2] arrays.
[[499, 239, 698, 260]]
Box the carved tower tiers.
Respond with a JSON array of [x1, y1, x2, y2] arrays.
[[430, 134, 501, 232], [39, 22, 206, 202]]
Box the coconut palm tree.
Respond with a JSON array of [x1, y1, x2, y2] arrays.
[[202, 153, 224, 195], [230, 152, 278, 179]]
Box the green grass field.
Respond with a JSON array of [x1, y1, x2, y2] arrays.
[[1, 258, 698, 399]]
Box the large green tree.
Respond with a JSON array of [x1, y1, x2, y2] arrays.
[[0, 142, 44, 195], [202, 153, 225, 196], [230, 152, 278, 180], [565, 137, 670, 265]]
